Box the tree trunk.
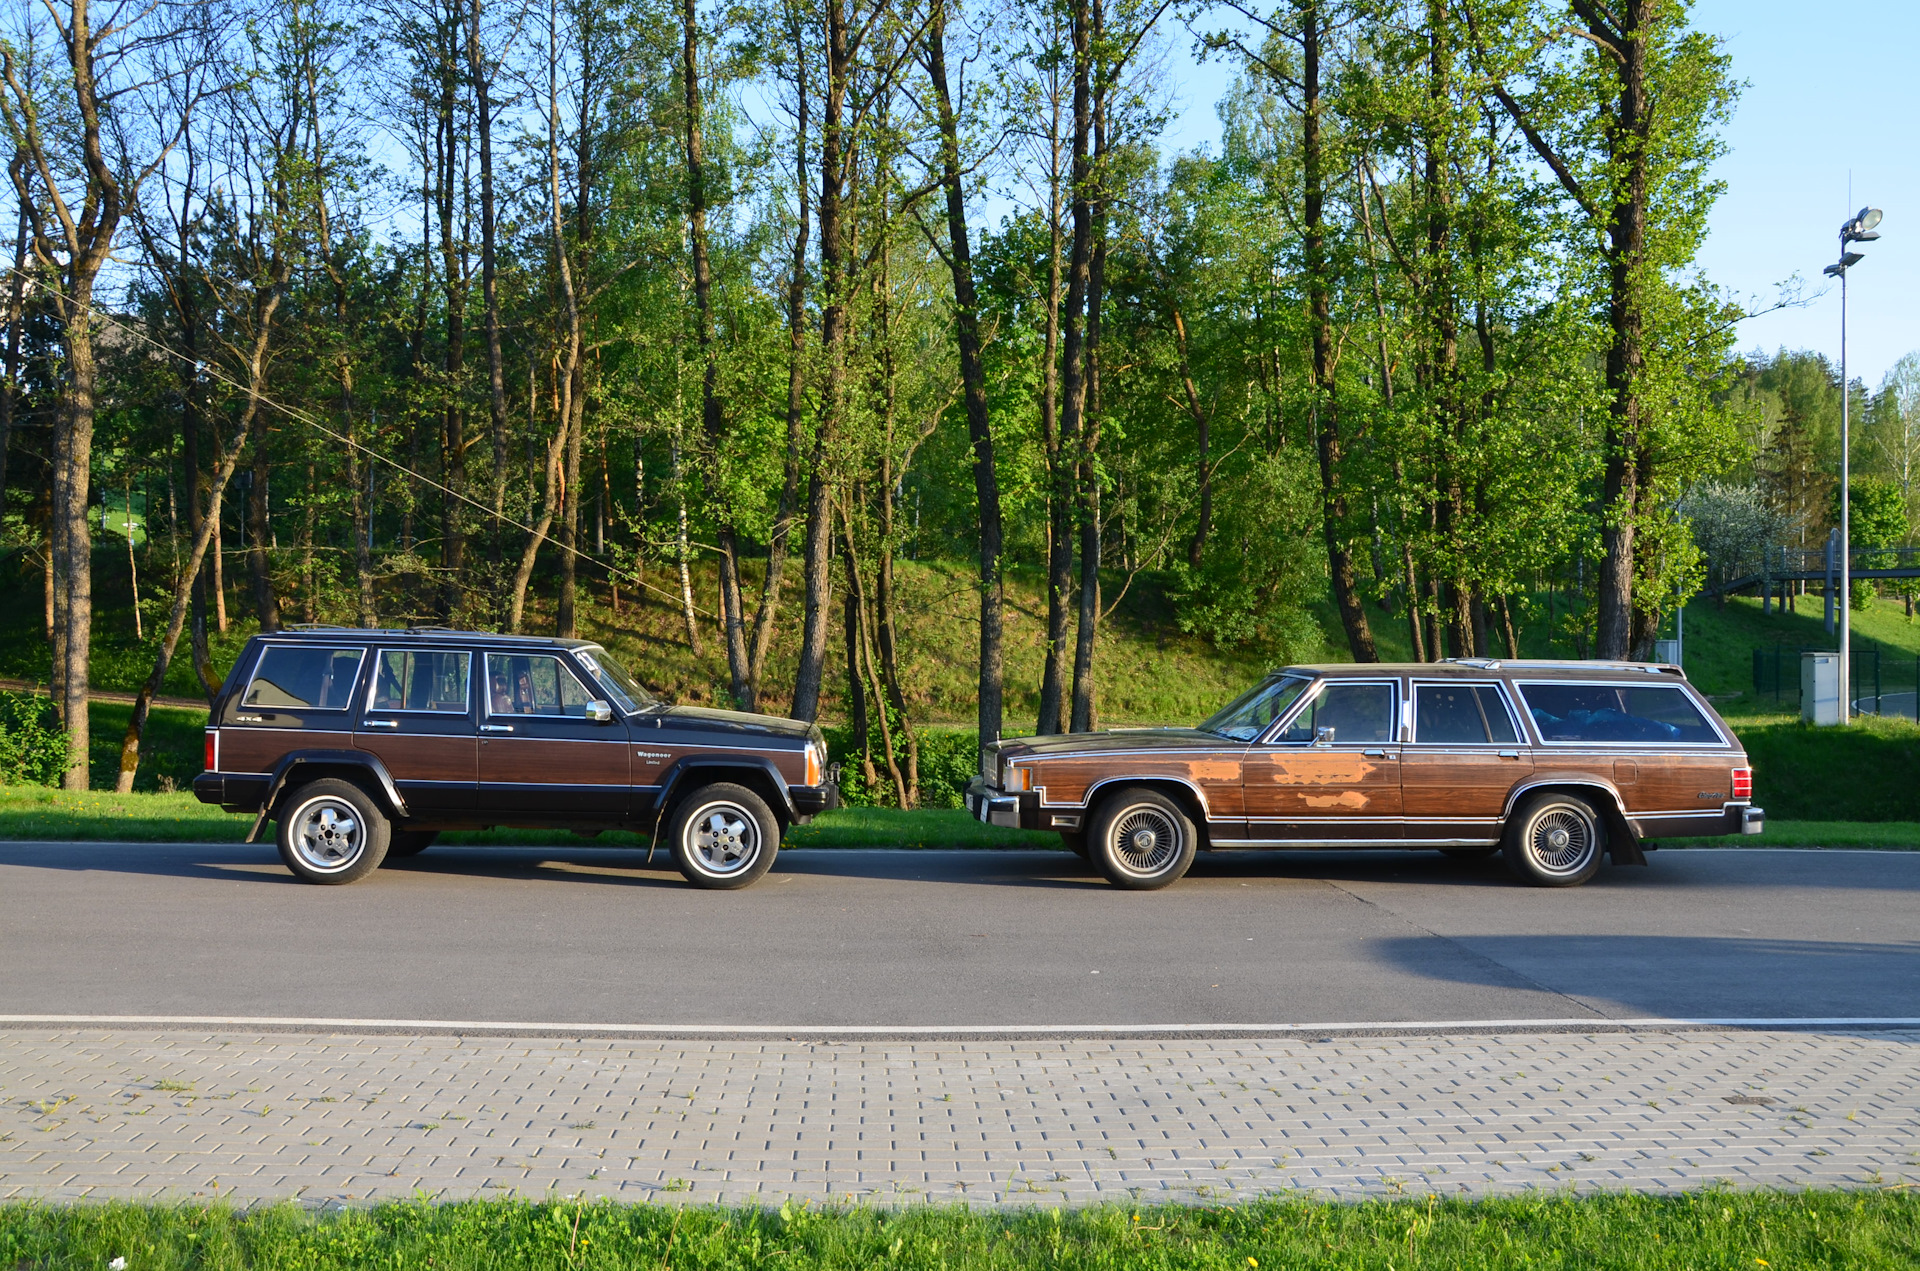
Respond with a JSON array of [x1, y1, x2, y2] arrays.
[[1303, 0, 1376, 663], [468, 0, 509, 524], [246, 422, 280, 632], [790, 0, 851, 723], [926, 1, 1003, 746], [1048, 0, 1093, 734], [683, 0, 749, 702]]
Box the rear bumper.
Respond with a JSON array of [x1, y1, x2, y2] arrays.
[[1737, 804, 1765, 835], [193, 771, 268, 813]]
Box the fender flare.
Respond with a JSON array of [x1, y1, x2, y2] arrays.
[[248, 750, 408, 843], [650, 755, 800, 822]]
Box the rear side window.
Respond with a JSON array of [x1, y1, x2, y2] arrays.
[[1415, 684, 1520, 744], [242, 646, 365, 711], [370, 650, 471, 713], [1519, 682, 1720, 745]]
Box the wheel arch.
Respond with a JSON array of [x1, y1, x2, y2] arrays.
[[1081, 777, 1211, 846], [1503, 780, 1644, 866], [252, 751, 406, 843], [652, 757, 797, 827]]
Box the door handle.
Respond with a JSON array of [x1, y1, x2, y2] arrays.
[[1498, 749, 1521, 759], [1363, 748, 1390, 758], [481, 724, 513, 733], [362, 719, 398, 729]]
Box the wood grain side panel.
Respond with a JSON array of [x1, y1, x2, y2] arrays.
[[1402, 750, 1532, 821], [1031, 752, 1245, 820], [480, 737, 630, 786], [356, 734, 476, 784], [1629, 753, 1737, 814], [631, 743, 809, 787], [218, 728, 353, 774], [1242, 750, 1402, 819]]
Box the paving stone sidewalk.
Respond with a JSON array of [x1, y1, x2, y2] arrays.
[[2, 1029, 1917, 1206]]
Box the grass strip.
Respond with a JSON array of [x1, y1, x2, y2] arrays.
[[2, 1192, 1917, 1269], [0, 786, 1911, 851]]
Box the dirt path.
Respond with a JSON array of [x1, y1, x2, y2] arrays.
[[0, 678, 207, 713]]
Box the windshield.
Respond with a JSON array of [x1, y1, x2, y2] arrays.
[[574, 647, 656, 713], [1199, 675, 1311, 741]]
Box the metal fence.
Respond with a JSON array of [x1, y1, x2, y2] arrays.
[[1751, 643, 1920, 719]]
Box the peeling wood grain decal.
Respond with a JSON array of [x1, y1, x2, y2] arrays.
[[1264, 756, 1377, 785], [1301, 790, 1370, 810]]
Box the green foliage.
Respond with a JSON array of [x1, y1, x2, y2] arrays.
[[2, 1192, 1919, 1269], [0, 692, 71, 787]]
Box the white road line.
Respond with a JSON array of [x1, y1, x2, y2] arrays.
[[2, 1014, 1918, 1036]]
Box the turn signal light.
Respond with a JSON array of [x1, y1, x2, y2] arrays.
[[1731, 767, 1752, 800], [805, 742, 822, 787], [204, 730, 217, 774]]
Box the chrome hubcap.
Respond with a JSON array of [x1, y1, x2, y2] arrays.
[[689, 802, 761, 875], [1112, 806, 1180, 876], [292, 798, 364, 872], [1527, 809, 1594, 875]]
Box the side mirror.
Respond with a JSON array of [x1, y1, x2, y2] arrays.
[[1313, 725, 1336, 747], [585, 700, 614, 724]]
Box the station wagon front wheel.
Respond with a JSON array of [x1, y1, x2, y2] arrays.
[[1090, 789, 1197, 890], [669, 783, 779, 890], [276, 779, 390, 885], [1503, 792, 1605, 887]]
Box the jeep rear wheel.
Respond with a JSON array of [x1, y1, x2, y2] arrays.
[[276, 779, 390, 884], [1089, 788, 1197, 890], [669, 782, 779, 890], [1503, 792, 1605, 887]]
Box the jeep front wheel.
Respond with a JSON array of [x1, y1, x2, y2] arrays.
[[668, 782, 779, 890], [276, 778, 390, 884], [1089, 788, 1196, 890]]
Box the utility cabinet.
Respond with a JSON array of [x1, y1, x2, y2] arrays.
[[1802, 651, 1842, 726]]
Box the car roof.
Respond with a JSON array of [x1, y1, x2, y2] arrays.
[[251, 626, 597, 651], [1281, 659, 1689, 681]]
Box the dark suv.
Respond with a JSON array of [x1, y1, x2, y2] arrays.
[[193, 628, 837, 889]]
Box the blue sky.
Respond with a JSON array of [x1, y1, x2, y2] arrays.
[[1155, 1, 1918, 387]]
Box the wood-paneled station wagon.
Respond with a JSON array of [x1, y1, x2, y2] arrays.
[[967, 660, 1761, 890], [194, 628, 838, 889]]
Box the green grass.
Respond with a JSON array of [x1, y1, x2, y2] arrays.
[[1, 1192, 1917, 1269], [0, 787, 1058, 850], [2, 786, 1909, 852]]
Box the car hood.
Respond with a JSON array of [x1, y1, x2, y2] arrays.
[[655, 704, 820, 743], [995, 727, 1227, 759]]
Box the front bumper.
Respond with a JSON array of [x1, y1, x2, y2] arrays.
[[788, 781, 842, 820], [965, 777, 1021, 829]]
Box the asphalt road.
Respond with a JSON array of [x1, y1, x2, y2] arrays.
[[2, 842, 1916, 1028]]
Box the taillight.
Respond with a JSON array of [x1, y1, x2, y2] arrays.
[[1731, 767, 1752, 800], [205, 730, 217, 773]]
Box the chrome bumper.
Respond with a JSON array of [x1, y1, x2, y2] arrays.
[[965, 778, 1021, 829], [1739, 805, 1765, 835]]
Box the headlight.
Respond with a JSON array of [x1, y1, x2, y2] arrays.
[[805, 742, 822, 787]]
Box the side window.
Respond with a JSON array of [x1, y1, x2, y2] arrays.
[[485, 654, 596, 718], [242, 646, 365, 711], [1519, 682, 1719, 744], [370, 650, 471, 713], [1416, 685, 1521, 744], [1277, 683, 1394, 744]]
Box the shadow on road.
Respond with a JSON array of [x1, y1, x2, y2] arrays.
[[1369, 931, 1920, 1020]]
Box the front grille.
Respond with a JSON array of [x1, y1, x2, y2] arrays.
[[980, 746, 998, 783]]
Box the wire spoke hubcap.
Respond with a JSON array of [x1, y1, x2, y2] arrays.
[[690, 803, 760, 874], [1112, 806, 1180, 876], [1527, 808, 1594, 874], [293, 799, 364, 872]]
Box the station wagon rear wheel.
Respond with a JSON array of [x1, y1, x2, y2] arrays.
[[1090, 789, 1196, 890], [276, 779, 390, 885], [1503, 792, 1605, 887], [669, 782, 779, 890]]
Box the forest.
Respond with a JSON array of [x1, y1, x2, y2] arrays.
[[3, 0, 1919, 798]]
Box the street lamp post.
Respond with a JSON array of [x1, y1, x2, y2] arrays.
[[1823, 206, 1883, 724]]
